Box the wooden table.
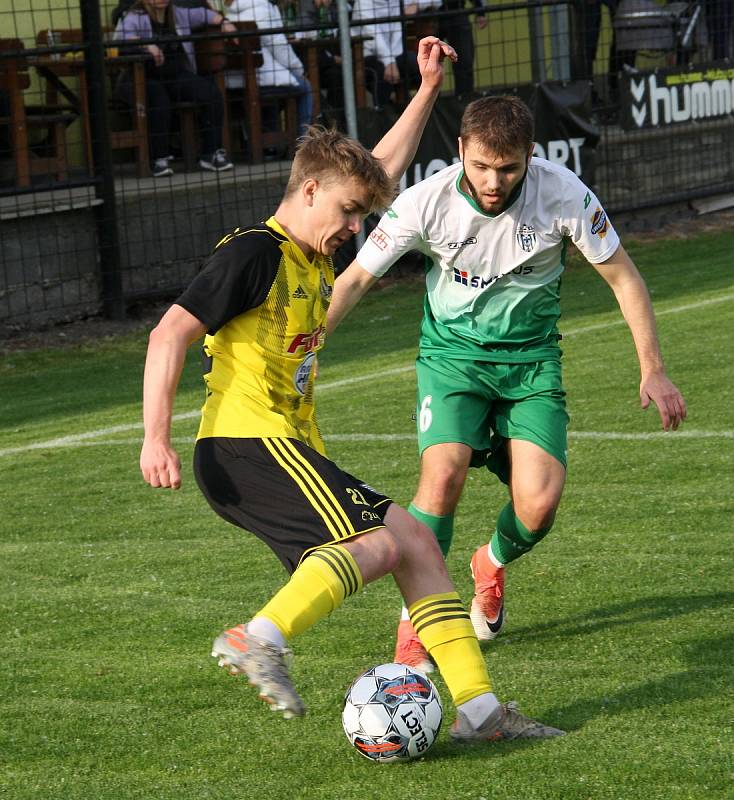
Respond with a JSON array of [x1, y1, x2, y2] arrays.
[[290, 35, 370, 118]]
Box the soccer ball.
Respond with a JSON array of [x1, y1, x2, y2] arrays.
[[342, 662, 443, 762]]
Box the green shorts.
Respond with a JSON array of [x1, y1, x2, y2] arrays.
[[415, 355, 569, 484]]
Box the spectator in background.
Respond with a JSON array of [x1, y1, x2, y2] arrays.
[[223, 0, 314, 137], [432, 0, 487, 101], [352, 0, 420, 106], [111, 0, 219, 27], [114, 0, 236, 176], [583, 0, 635, 106], [704, 0, 734, 60], [290, 0, 346, 112]]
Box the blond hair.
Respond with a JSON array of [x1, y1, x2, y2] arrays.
[[460, 96, 535, 156], [285, 126, 396, 212]]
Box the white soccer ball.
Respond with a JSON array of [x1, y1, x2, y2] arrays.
[[342, 662, 443, 762]]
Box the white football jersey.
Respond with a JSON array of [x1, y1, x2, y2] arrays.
[[356, 158, 620, 361]]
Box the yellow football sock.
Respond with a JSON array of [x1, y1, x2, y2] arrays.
[[409, 592, 492, 705], [256, 544, 363, 640]]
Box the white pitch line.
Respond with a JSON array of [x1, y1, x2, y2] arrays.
[[326, 430, 733, 441], [563, 292, 734, 337], [1, 291, 731, 459], [1, 429, 731, 458]]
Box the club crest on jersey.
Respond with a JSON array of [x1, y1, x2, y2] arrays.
[[294, 351, 316, 395], [319, 273, 332, 300], [369, 226, 392, 251], [516, 224, 536, 253], [590, 207, 609, 238]]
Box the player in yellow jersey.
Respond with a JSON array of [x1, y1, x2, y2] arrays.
[[140, 38, 565, 742]]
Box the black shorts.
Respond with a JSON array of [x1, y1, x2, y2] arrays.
[[193, 437, 393, 574]]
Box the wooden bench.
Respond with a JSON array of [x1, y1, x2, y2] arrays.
[[224, 21, 302, 164], [0, 37, 77, 188], [35, 29, 151, 179]]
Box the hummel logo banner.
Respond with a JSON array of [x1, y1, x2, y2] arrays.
[[620, 63, 734, 130]]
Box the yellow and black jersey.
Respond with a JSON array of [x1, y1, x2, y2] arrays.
[[176, 216, 334, 453]]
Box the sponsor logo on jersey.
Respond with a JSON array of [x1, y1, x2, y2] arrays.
[[583, 191, 592, 209], [292, 284, 308, 299], [516, 224, 536, 253], [287, 325, 325, 354], [453, 268, 501, 289], [590, 206, 609, 238], [319, 273, 332, 300], [448, 236, 477, 250], [386, 207, 398, 219], [293, 351, 316, 395], [369, 226, 392, 251]]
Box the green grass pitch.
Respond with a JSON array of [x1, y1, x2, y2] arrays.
[[1, 229, 732, 799]]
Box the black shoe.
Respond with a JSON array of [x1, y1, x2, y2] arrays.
[[200, 149, 233, 172], [152, 158, 173, 177]]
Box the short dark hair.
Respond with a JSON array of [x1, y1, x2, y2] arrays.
[[285, 126, 396, 212], [460, 95, 535, 156]]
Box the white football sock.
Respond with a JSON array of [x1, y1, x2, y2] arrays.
[[488, 545, 505, 570], [247, 617, 287, 649], [457, 692, 501, 728]]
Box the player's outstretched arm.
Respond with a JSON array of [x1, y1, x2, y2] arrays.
[[593, 244, 687, 431], [327, 260, 380, 334], [371, 37, 457, 181], [140, 304, 207, 489]]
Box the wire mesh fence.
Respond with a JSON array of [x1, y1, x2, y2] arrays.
[[1, 0, 732, 328]]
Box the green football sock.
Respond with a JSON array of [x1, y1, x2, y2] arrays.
[[489, 502, 553, 565], [408, 503, 455, 557]]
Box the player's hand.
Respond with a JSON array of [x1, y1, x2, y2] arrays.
[[640, 372, 687, 431], [416, 37, 457, 91], [140, 438, 182, 489]]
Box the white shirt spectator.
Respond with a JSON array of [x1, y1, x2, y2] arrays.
[[351, 0, 403, 67], [225, 0, 305, 88], [352, 0, 440, 66]]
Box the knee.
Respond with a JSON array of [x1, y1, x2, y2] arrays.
[[371, 528, 402, 574], [417, 465, 465, 514], [514, 493, 559, 532]]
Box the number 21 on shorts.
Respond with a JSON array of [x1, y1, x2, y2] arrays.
[[419, 395, 433, 432]]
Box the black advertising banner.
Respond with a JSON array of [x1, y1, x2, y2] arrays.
[[620, 62, 734, 130], [525, 81, 599, 183], [355, 80, 599, 188]]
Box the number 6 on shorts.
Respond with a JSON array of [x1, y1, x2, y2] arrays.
[[419, 395, 433, 432]]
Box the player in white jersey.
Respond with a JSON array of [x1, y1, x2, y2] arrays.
[[327, 95, 687, 671]]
